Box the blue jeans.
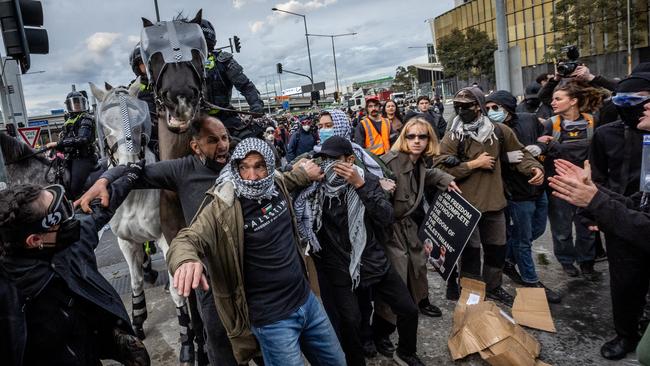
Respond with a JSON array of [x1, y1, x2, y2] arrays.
[[548, 194, 595, 265], [251, 291, 346, 366], [506, 193, 548, 283]]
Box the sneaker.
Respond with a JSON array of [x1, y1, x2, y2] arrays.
[[561, 263, 580, 277], [394, 350, 425, 366], [523, 281, 562, 304], [580, 261, 600, 281], [374, 336, 395, 357], [486, 286, 514, 307], [503, 262, 525, 285]]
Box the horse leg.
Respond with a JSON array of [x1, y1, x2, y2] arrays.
[[118, 237, 147, 340], [157, 235, 197, 366], [142, 241, 159, 285]]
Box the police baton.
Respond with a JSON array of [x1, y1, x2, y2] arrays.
[[202, 101, 265, 118]]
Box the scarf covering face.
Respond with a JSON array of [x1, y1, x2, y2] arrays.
[[313, 109, 384, 178], [449, 114, 497, 145], [294, 159, 367, 289], [215, 138, 278, 201]]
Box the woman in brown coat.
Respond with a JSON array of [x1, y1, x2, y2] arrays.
[[374, 117, 460, 348]]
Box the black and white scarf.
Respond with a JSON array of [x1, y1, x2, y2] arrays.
[[216, 138, 278, 201], [449, 115, 497, 145]]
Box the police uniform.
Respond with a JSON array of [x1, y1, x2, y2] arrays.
[[57, 106, 98, 200]]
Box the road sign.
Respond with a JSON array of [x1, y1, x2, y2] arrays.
[[18, 126, 41, 147], [301, 82, 326, 93], [282, 87, 302, 96], [28, 119, 48, 127], [282, 101, 290, 110]]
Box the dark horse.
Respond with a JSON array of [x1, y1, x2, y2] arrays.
[[1, 132, 69, 187]]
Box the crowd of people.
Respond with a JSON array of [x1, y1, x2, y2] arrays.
[[1, 14, 650, 366]]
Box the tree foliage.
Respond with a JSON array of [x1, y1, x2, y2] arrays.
[[437, 28, 497, 81], [391, 65, 418, 92], [546, 0, 648, 61]]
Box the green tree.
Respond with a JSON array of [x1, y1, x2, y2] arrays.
[[391, 65, 418, 92], [437, 28, 496, 81]]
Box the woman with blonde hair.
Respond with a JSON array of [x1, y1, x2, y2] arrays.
[[372, 117, 460, 355]]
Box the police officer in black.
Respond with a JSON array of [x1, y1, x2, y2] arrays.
[[129, 44, 159, 160], [200, 19, 264, 139], [46, 91, 98, 200]]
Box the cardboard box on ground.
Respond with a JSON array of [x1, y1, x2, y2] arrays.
[[448, 278, 556, 366]]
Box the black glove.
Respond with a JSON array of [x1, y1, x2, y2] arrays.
[[124, 160, 145, 184], [443, 156, 461, 167]]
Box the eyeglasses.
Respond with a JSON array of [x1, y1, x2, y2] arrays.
[[612, 93, 650, 107], [486, 105, 503, 112], [405, 134, 429, 140]]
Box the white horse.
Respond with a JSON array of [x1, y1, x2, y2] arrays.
[[90, 82, 194, 363]]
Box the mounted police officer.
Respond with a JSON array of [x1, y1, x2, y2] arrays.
[[46, 90, 98, 200], [200, 19, 264, 139], [129, 44, 159, 159]]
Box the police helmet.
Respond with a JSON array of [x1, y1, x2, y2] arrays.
[[65, 91, 89, 113], [200, 19, 216, 51], [130, 44, 144, 77]]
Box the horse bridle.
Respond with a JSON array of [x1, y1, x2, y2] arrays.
[[101, 89, 149, 167]]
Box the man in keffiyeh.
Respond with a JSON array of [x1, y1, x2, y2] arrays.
[[296, 136, 424, 366]]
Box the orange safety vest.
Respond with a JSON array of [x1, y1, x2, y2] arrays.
[[360, 117, 390, 155]]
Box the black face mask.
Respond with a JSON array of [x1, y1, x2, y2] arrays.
[[205, 158, 227, 173], [617, 104, 647, 129], [526, 99, 541, 108], [53, 218, 81, 249], [456, 108, 479, 123]]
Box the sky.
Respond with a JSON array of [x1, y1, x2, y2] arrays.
[[8, 0, 455, 116]]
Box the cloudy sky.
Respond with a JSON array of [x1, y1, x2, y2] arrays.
[[8, 0, 455, 115]]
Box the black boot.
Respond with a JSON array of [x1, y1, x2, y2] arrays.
[[446, 268, 460, 301], [486, 286, 514, 307], [580, 260, 600, 281], [523, 281, 562, 304], [600, 336, 638, 360], [503, 261, 525, 285], [113, 327, 151, 366], [394, 349, 425, 366], [131, 291, 147, 340], [177, 303, 196, 366], [374, 336, 396, 357], [418, 298, 442, 317]]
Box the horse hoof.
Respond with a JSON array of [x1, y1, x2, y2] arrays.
[[143, 270, 159, 285], [133, 326, 146, 340], [179, 343, 195, 364]]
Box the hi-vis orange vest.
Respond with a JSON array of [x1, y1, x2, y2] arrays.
[[360, 117, 390, 155]]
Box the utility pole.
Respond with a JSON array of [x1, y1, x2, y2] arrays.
[[494, 0, 510, 91], [153, 0, 160, 22], [627, 0, 632, 74]]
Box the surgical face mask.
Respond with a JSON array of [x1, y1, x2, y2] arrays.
[[302, 124, 311, 132], [264, 132, 275, 142], [456, 107, 479, 124], [319, 128, 334, 143], [487, 109, 508, 123]]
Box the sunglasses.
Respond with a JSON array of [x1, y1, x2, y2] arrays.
[[453, 102, 477, 110], [405, 134, 429, 140], [612, 93, 650, 107], [486, 105, 503, 112]]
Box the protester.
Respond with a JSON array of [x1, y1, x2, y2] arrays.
[[382, 99, 404, 140], [539, 80, 608, 280], [516, 82, 553, 120], [374, 117, 459, 337], [0, 166, 149, 366], [295, 136, 424, 366], [433, 96, 445, 115], [355, 97, 392, 155], [166, 138, 345, 365], [587, 67, 650, 360], [435, 87, 544, 307], [286, 117, 318, 162], [404, 96, 447, 140], [485, 90, 561, 304]]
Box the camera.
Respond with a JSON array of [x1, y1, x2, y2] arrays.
[[556, 45, 581, 77]]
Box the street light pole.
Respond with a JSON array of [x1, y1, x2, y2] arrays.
[[153, 0, 160, 22], [627, 0, 632, 74], [272, 8, 315, 93], [307, 32, 357, 98]]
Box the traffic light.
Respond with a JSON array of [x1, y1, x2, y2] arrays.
[[276, 63, 283, 74], [233, 35, 241, 53], [311, 91, 320, 101], [333, 91, 339, 101], [0, 0, 49, 73]]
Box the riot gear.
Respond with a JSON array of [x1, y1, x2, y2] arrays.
[[65, 91, 89, 114], [200, 19, 216, 51], [130, 44, 145, 77]]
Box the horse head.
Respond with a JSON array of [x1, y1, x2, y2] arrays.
[[91, 80, 153, 165], [140, 10, 207, 134]]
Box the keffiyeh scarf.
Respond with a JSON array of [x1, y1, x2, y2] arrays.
[[449, 115, 497, 145], [215, 138, 278, 201]]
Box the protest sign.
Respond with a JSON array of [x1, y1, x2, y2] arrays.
[[418, 191, 481, 281]]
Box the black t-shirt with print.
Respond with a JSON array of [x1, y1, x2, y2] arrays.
[[241, 192, 310, 326]]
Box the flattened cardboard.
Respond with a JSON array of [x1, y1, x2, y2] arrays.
[[480, 337, 537, 366], [535, 361, 552, 366], [512, 288, 556, 333], [458, 277, 486, 305], [448, 301, 514, 360]]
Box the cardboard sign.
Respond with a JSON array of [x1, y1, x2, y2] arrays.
[[419, 191, 481, 281], [18, 127, 41, 147], [512, 288, 556, 333]]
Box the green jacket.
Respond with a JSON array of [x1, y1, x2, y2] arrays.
[[166, 169, 311, 364]]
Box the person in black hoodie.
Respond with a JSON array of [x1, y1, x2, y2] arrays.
[[485, 90, 561, 304], [588, 65, 650, 360], [0, 164, 149, 366]]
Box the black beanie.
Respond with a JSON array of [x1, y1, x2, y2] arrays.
[[485, 90, 517, 114], [617, 71, 650, 93]]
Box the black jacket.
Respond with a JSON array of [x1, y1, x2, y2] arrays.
[[590, 120, 645, 196], [404, 110, 447, 140], [313, 172, 392, 287], [205, 50, 264, 113], [0, 175, 137, 365], [502, 112, 546, 201], [57, 113, 96, 159]]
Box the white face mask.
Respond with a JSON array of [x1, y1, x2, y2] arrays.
[[302, 125, 311, 132], [265, 133, 274, 141]]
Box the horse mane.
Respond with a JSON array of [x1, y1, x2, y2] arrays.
[[173, 12, 190, 22], [0, 131, 49, 165]]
